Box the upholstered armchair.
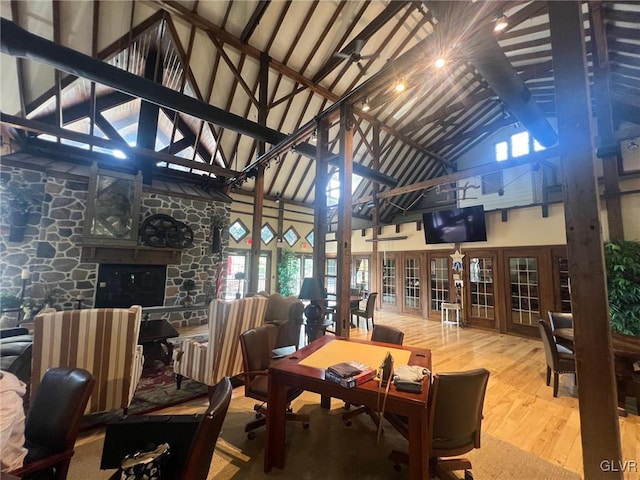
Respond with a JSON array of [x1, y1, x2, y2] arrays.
[[262, 293, 304, 349], [173, 297, 268, 391], [31, 306, 144, 415]]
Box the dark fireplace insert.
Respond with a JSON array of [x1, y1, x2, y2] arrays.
[[96, 264, 166, 308]]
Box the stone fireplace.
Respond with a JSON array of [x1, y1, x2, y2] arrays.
[[1, 160, 231, 327]]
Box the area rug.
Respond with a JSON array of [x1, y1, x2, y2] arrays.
[[70, 393, 581, 480], [81, 360, 209, 430]]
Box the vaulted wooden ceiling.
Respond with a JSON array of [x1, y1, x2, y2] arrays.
[[1, 1, 638, 224]]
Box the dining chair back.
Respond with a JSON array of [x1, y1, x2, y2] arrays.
[[351, 292, 378, 331], [538, 319, 576, 397], [10, 367, 94, 480], [387, 368, 490, 479]]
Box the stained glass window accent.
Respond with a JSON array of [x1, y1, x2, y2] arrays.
[[306, 231, 314, 247], [261, 223, 276, 245], [229, 219, 249, 242], [283, 227, 300, 247]]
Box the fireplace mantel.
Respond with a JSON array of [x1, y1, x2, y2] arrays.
[[81, 243, 182, 265]]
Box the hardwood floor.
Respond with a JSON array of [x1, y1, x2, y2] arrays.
[[77, 310, 640, 478]]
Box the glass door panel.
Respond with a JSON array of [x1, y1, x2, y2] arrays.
[[555, 255, 572, 312], [469, 257, 495, 320], [508, 257, 540, 327], [352, 257, 370, 295], [404, 257, 421, 311], [430, 257, 449, 312], [382, 257, 397, 306]]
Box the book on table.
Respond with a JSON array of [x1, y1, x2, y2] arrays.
[[325, 361, 376, 388]]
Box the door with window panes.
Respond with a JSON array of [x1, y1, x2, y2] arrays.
[[551, 248, 572, 313], [465, 252, 498, 329], [403, 254, 423, 316], [429, 254, 451, 318], [504, 251, 549, 335], [380, 253, 400, 312]]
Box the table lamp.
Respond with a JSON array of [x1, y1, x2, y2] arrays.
[[298, 278, 326, 323]]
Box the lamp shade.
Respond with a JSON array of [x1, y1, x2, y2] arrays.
[[298, 278, 326, 301]]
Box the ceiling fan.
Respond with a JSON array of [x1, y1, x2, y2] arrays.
[[333, 39, 378, 72]]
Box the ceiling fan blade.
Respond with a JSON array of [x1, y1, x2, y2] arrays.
[[359, 54, 378, 60], [354, 38, 364, 55], [333, 52, 351, 60], [357, 61, 365, 73]]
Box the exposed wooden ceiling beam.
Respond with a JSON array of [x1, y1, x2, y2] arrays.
[[0, 112, 239, 178], [241, 1, 271, 43]]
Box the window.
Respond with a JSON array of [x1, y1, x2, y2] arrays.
[[306, 231, 314, 247], [326, 172, 364, 206], [229, 219, 249, 242], [481, 171, 503, 195], [495, 141, 508, 162], [494, 131, 545, 162], [283, 227, 300, 247], [261, 223, 276, 245], [511, 132, 530, 157]]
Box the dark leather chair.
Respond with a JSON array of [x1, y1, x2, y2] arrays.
[[387, 368, 490, 480], [538, 319, 576, 397], [239, 324, 309, 439], [9, 367, 95, 480], [547, 311, 574, 352], [351, 292, 378, 331], [106, 376, 233, 480], [342, 324, 404, 428]]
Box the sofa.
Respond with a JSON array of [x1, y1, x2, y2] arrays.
[[262, 293, 304, 349], [0, 327, 33, 384]]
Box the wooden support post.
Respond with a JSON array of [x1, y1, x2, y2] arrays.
[[371, 123, 380, 307], [588, 1, 624, 241], [548, 3, 623, 478], [336, 104, 353, 337], [314, 118, 329, 280], [249, 53, 269, 294]]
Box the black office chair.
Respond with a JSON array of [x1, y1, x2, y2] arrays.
[[538, 319, 576, 398], [342, 325, 404, 428], [240, 324, 309, 439], [386, 368, 490, 480], [351, 292, 378, 331], [10, 367, 95, 480]]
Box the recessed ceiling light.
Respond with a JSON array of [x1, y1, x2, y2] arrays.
[[361, 99, 370, 112], [395, 78, 406, 93], [435, 58, 446, 69], [494, 13, 508, 32]]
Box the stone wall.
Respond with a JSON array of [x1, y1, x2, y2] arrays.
[[1, 164, 230, 327]]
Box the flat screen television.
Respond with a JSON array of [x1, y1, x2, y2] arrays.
[[422, 205, 487, 244]]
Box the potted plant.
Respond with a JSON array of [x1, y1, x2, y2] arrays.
[[0, 182, 42, 242], [277, 251, 299, 297], [604, 240, 640, 336], [181, 279, 196, 307]]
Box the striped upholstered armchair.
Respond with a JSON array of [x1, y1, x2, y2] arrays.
[[173, 297, 268, 391], [31, 306, 144, 415]]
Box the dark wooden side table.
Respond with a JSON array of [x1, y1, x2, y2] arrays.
[[138, 319, 179, 367]]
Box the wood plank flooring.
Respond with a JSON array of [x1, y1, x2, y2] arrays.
[[77, 310, 640, 478]]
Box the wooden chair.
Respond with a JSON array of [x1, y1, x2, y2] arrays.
[[386, 368, 490, 480], [538, 319, 576, 397], [10, 367, 94, 480], [32, 306, 144, 414], [342, 325, 404, 427], [351, 292, 378, 331], [173, 297, 268, 393], [239, 323, 309, 439], [547, 311, 574, 352]]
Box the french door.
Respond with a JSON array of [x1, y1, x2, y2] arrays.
[[465, 252, 499, 329]]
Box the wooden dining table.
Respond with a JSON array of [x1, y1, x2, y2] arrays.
[[554, 328, 640, 414]]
